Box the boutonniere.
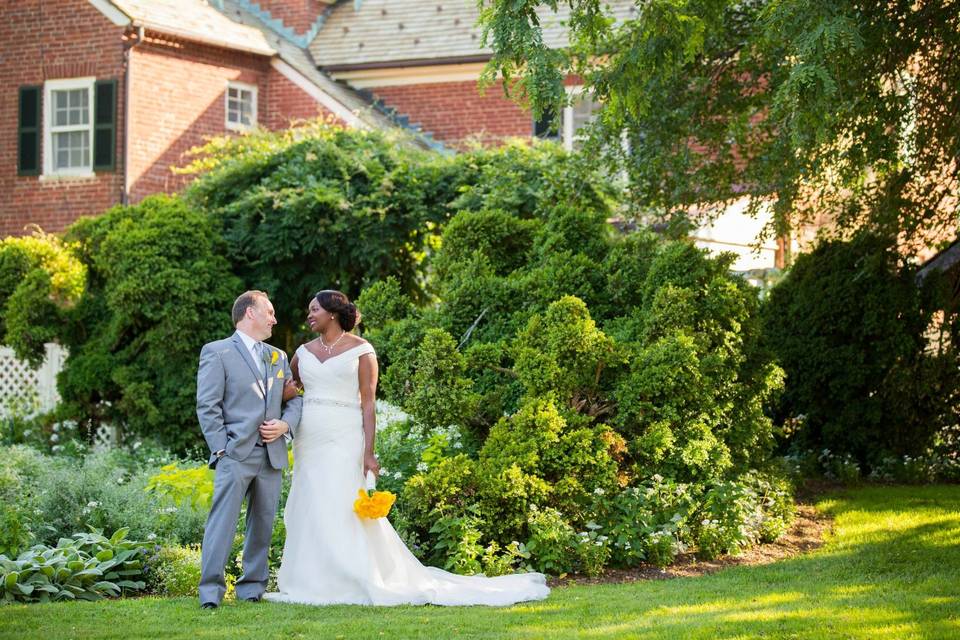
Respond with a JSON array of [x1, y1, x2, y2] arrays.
[[271, 351, 280, 366], [276, 369, 284, 379]]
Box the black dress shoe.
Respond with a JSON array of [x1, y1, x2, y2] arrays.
[[243, 596, 261, 603], [201, 602, 218, 609]]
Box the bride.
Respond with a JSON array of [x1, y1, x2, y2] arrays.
[[264, 290, 549, 606]]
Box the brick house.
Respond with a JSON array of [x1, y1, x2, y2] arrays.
[[3, 0, 783, 269], [1, 0, 397, 237]]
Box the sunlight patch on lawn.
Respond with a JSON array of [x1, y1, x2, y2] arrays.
[[827, 584, 878, 596]]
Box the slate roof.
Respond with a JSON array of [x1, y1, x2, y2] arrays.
[[219, 0, 397, 129], [309, 0, 640, 70], [216, 0, 446, 149], [109, 0, 277, 55]]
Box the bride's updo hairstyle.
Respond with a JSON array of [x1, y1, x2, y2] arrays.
[[315, 290, 359, 331]]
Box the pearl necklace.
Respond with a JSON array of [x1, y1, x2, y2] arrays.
[[319, 330, 346, 354]]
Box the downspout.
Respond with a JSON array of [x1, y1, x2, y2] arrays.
[[122, 26, 144, 205]]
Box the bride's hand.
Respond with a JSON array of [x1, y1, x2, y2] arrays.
[[281, 379, 301, 402], [363, 452, 380, 478]]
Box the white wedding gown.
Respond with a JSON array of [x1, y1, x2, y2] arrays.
[[264, 343, 550, 606]]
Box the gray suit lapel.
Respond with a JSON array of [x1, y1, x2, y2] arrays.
[[231, 334, 266, 395]]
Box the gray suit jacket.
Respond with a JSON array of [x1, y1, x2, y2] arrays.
[[196, 332, 302, 470]]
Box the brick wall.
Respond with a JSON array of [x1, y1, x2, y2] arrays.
[[128, 41, 338, 200], [368, 80, 533, 147], [0, 0, 126, 236], [127, 39, 272, 200], [255, 0, 326, 35], [264, 67, 339, 130]]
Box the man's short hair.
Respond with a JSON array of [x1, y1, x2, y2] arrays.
[[232, 290, 268, 325]]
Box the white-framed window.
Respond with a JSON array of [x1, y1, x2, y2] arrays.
[[226, 82, 257, 130], [562, 87, 601, 151], [532, 87, 602, 151], [43, 77, 95, 177]]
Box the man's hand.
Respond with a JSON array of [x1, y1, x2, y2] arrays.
[[259, 419, 289, 443]]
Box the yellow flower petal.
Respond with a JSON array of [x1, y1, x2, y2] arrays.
[[353, 488, 395, 519], [271, 351, 280, 365]]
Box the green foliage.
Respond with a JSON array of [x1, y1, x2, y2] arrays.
[[512, 296, 618, 403], [0, 446, 45, 556], [143, 544, 204, 597], [181, 124, 452, 349], [428, 504, 486, 575], [447, 140, 617, 221], [480, 0, 960, 254], [525, 506, 579, 574], [375, 420, 474, 496], [610, 241, 782, 482], [0, 232, 86, 366], [433, 209, 541, 279], [398, 329, 480, 431], [588, 474, 699, 568], [695, 470, 796, 559], [5, 196, 241, 452], [358, 144, 788, 574], [145, 463, 214, 510], [477, 397, 620, 539], [354, 276, 413, 331], [401, 454, 479, 530], [523, 506, 611, 577], [0, 528, 146, 603], [764, 234, 959, 464], [30, 450, 207, 547]]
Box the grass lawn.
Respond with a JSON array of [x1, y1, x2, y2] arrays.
[[2, 485, 958, 639]]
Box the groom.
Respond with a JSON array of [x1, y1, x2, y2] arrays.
[[196, 290, 302, 608]]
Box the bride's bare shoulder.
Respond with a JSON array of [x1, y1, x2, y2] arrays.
[[342, 334, 371, 349]]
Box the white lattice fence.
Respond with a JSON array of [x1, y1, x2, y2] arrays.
[[0, 343, 65, 417]]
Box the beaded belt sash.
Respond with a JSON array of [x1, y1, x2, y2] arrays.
[[303, 397, 361, 409]]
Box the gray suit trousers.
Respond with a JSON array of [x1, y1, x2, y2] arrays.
[[198, 446, 282, 604]]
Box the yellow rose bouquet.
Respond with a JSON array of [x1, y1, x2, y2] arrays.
[[353, 471, 396, 519]]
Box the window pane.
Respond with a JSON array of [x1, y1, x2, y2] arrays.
[[78, 90, 89, 125], [54, 90, 68, 126], [569, 94, 600, 150], [52, 88, 90, 128], [53, 133, 68, 169], [572, 95, 599, 129], [227, 85, 256, 127], [53, 130, 90, 170]]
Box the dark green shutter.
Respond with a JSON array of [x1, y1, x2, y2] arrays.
[[93, 79, 117, 172], [18, 86, 41, 176]]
